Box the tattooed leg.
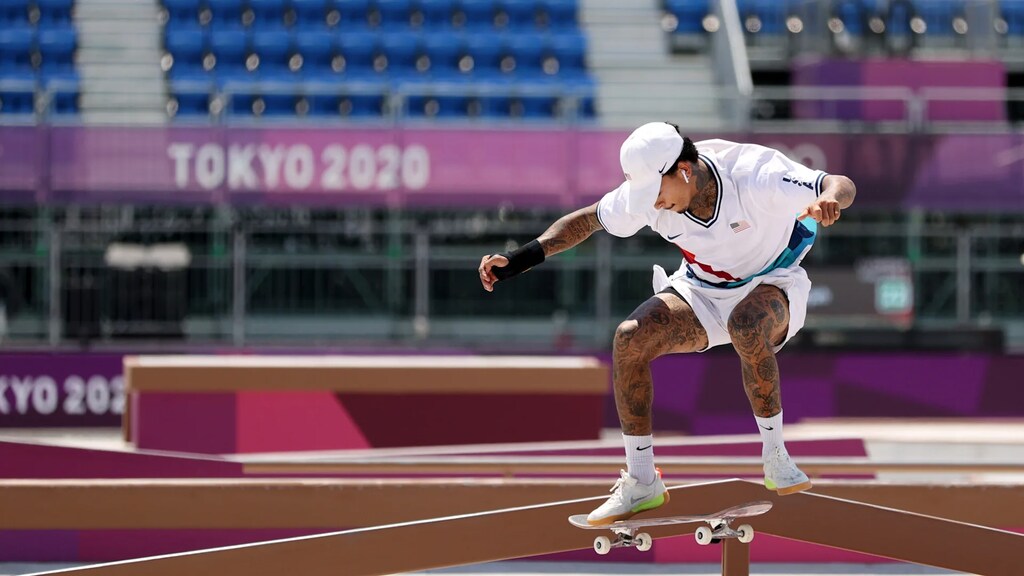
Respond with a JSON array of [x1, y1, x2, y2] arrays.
[[613, 289, 710, 435], [727, 285, 790, 418]]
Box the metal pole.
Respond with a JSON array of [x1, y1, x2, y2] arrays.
[[48, 225, 60, 346], [232, 227, 246, 346], [956, 231, 971, 324], [413, 229, 430, 340]]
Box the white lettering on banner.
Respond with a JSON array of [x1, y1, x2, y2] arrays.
[[258, 144, 287, 188], [349, 145, 376, 190], [195, 143, 225, 190], [33, 376, 58, 415], [284, 145, 315, 189], [402, 145, 430, 190], [767, 143, 828, 172], [64, 375, 87, 414], [0, 375, 125, 417], [376, 145, 400, 190], [167, 143, 195, 188], [12, 377, 32, 414], [165, 142, 432, 192], [228, 144, 258, 189], [321, 145, 346, 190]]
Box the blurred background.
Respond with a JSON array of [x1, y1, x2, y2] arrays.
[[0, 0, 1022, 429], [1, 1, 1023, 574]]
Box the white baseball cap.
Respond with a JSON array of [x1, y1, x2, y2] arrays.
[[620, 122, 685, 215]]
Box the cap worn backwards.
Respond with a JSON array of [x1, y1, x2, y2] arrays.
[[619, 122, 685, 215]]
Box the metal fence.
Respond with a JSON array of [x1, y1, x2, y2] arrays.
[[0, 208, 1020, 350]]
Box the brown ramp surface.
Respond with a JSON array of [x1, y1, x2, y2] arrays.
[[28, 479, 1024, 576]]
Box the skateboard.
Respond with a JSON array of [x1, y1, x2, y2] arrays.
[[568, 500, 772, 555]]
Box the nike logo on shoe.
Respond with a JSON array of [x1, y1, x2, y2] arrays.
[[636, 445, 652, 451], [631, 495, 648, 505]]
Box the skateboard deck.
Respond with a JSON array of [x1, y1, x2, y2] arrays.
[[568, 500, 772, 554]]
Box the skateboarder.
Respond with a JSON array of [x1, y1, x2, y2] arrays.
[[478, 122, 856, 525]]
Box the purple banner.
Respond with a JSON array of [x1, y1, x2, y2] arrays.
[[0, 125, 1022, 209], [0, 353, 124, 427]]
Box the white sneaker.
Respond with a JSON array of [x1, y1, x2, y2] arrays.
[[586, 469, 669, 526], [763, 446, 812, 495]]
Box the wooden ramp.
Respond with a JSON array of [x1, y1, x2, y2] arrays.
[[27, 479, 1024, 576]]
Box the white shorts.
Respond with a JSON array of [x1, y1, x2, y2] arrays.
[[652, 264, 811, 353]]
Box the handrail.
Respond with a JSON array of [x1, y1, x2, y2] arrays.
[[22, 479, 1024, 576], [713, 0, 753, 128]]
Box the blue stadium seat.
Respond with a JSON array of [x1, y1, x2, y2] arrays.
[[832, 0, 867, 37], [37, 25, 76, 73], [504, 32, 545, 76], [164, 0, 201, 26], [209, 27, 251, 78], [0, 75, 35, 114], [336, 30, 378, 76], [0, 0, 29, 25], [548, 31, 584, 75], [499, 0, 537, 29], [376, 0, 412, 28], [665, 0, 708, 35], [251, 28, 293, 78], [294, 29, 335, 77], [0, 28, 34, 75], [165, 26, 207, 77], [458, 0, 495, 29], [914, 0, 959, 37], [170, 74, 215, 116], [303, 75, 385, 117], [737, 0, 785, 36], [292, 0, 328, 26], [36, 0, 73, 25], [419, 0, 454, 28], [207, 0, 244, 27], [540, 0, 574, 30], [378, 31, 420, 77], [463, 32, 502, 76], [885, 0, 915, 44], [1004, 0, 1024, 37], [248, 0, 288, 28], [421, 32, 462, 77], [335, 0, 371, 28]]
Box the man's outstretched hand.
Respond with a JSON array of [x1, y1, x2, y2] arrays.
[[478, 254, 509, 292]]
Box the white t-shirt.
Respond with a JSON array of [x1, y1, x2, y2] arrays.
[[596, 139, 828, 288]]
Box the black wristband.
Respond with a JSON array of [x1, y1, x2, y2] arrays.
[[492, 240, 545, 281]]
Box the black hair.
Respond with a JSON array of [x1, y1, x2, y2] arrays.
[[664, 122, 698, 175]]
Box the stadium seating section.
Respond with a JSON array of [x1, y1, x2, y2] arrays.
[[663, 0, 1024, 57], [0, 0, 78, 115], [161, 0, 597, 120]]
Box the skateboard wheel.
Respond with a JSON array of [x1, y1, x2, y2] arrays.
[[737, 524, 754, 544], [695, 526, 713, 546], [635, 532, 653, 552], [594, 536, 611, 555]]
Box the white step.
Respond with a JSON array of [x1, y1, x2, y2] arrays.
[[82, 110, 168, 124]]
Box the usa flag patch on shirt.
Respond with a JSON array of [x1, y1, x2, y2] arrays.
[[730, 220, 751, 233]]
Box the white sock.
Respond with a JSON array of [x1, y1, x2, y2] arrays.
[[623, 433, 656, 484], [755, 412, 785, 457]]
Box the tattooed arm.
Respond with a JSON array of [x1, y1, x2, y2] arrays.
[[536, 202, 604, 257], [798, 174, 856, 228], [479, 202, 603, 292]]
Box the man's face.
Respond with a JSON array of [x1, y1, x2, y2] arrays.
[[653, 161, 695, 213]]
